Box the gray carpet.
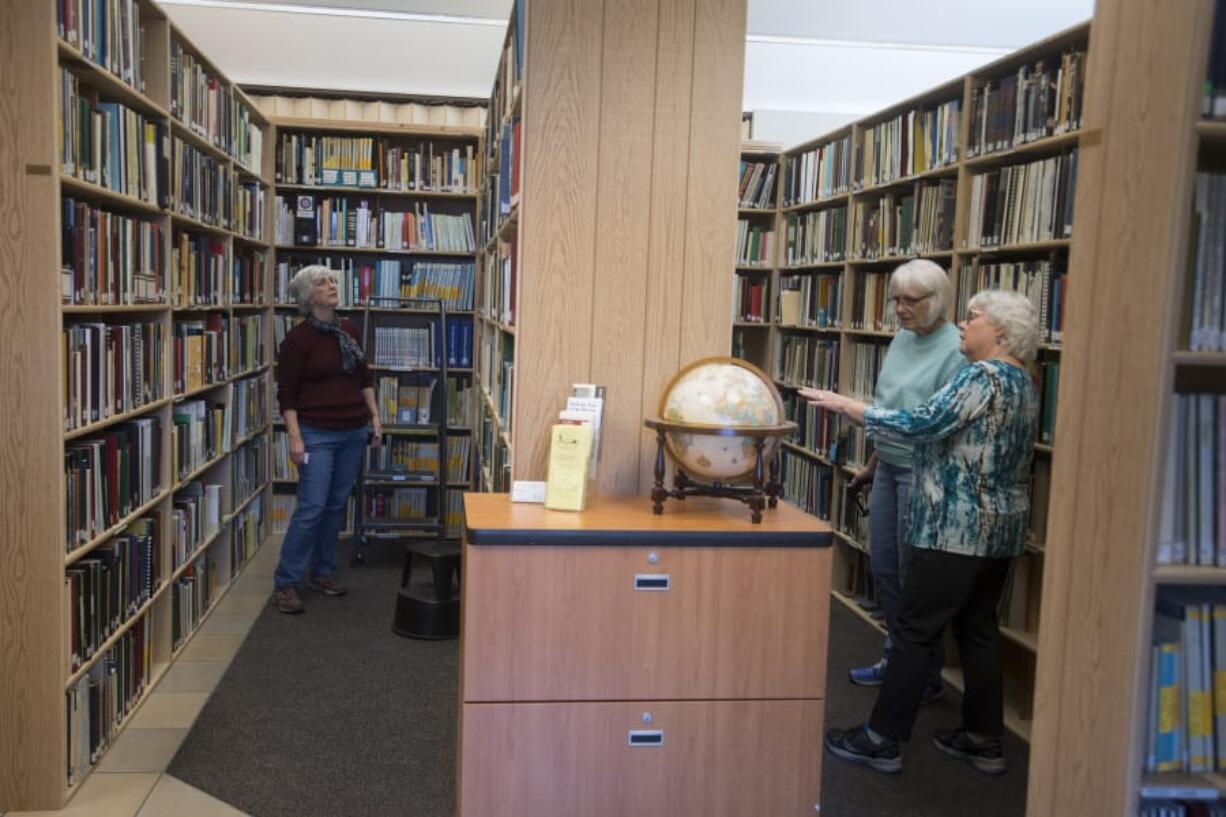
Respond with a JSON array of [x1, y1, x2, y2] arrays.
[[821, 599, 1029, 817], [170, 544, 1027, 817], [168, 541, 459, 817]]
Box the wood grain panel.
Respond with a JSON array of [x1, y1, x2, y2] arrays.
[[1025, 1, 1209, 814], [637, 0, 696, 491], [459, 699, 823, 817], [677, 0, 744, 365], [515, 0, 604, 481], [588, 0, 658, 496], [461, 544, 830, 702], [0, 0, 68, 808]]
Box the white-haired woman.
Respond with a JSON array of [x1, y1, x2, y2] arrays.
[[273, 265, 381, 614], [803, 289, 1040, 776], [848, 259, 964, 701]]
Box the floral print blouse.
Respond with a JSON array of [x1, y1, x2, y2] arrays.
[[863, 360, 1038, 558]]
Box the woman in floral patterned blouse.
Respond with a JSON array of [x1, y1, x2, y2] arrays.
[[801, 289, 1040, 777]]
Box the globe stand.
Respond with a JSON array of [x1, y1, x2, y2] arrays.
[[643, 419, 797, 524]]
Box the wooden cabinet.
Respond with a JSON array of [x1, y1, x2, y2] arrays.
[[458, 494, 832, 817]]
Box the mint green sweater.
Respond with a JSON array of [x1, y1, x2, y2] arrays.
[[871, 321, 965, 469]]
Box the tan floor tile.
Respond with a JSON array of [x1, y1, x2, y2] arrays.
[[176, 634, 242, 664], [214, 591, 270, 615], [156, 661, 228, 693], [135, 776, 248, 817], [126, 693, 209, 730], [96, 729, 188, 774], [7, 772, 158, 817], [197, 613, 256, 638]]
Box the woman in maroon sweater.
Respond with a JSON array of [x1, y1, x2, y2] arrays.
[[273, 265, 382, 614]]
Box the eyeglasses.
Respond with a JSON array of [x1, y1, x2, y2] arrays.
[[888, 293, 933, 309], [963, 310, 984, 323]]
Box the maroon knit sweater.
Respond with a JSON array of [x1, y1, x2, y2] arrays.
[[276, 319, 374, 430]]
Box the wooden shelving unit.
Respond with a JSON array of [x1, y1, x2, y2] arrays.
[[0, 1, 277, 808], [738, 22, 1092, 744]]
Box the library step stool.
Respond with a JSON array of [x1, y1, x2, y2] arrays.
[[392, 542, 461, 640]]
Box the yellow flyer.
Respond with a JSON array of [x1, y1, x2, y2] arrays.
[[544, 423, 593, 511]]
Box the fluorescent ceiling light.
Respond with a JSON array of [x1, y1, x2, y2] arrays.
[[157, 0, 508, 26], [746, 33, 1009, 56]]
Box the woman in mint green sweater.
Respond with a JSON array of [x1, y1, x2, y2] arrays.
[[846, 260, 964, 698]]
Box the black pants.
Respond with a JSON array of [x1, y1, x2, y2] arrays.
[[868, 547, 1013, 742]]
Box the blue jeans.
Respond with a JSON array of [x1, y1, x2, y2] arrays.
[[274, 424, 368, 588], [868, 459, 913, 659]]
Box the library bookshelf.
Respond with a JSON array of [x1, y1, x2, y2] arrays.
[[473, 0, 749, 495], [732, 142, 782, 370], [0, 0, 278, 808], [251, 103, 484, 544], [1026, 0, 1226, 814], [736, 22, 1091, 743]]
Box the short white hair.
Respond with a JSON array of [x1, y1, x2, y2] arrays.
[[287, 265, 337, 315], [889, 259, 952, 328], [968, 289, 1041, 362]]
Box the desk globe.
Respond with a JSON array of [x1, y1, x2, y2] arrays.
[[644, 357, 796, 523]]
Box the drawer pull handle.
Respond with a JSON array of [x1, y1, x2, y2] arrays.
[[634, 574, 670, 591], [628, 730, 664, 747]]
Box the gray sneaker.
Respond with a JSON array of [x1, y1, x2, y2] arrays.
[[273, 585, 305, 614], [933, 727, 1006, 775]]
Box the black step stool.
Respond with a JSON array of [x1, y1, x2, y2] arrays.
[[392, 541, 461, 640]]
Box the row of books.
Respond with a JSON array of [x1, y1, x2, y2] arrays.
[[231, 314, 265, 374], [782, 134, 853, 207], [231, 437, 267, 502], [447, 377, 474, 427], [234, 182, 265, 241], [369, 440, 438, 477], [57, 0, 145, 94], [1140, 802, 1226, 817], [173, 234, 226, 307], [783, 395, 844, 462], [1157, 394, 1226, 567], [967, 49, 1086, 158], [733, 276, 768, 323], [738, 160, 777, 209], [231, 496, 264, 571], [276, 196, 477, 252], [67, 516, 158, 672], [955, 259, 1067, 343], [847, 340, 887, 401], [372, 325, 437, 369], [834, 478, 871, 548], [477, 399, 511, 492], [445, 491, 465, 538], [854, 100, 961, 188], [363, 486, 430, 521], [778, 274, 842, 329], [781, 451, 834, 520], [784, 207, 848, 267], [1145, 594, 1226, 775], [171, 137, 233, 229], [496, 116, 523, 219], [170, 555, 215, 651], [232, 249, 266, 305], [60, 68, 161, 204], [964, 149, 1078, 249], [61, 199, 163, 306], [170, 40, 231, 153], [173, 316, 229, 394], [172, 482, 222, 570], [735, 220, 774, 267], [1205, 0, 1226, 118], [172, 399, 226, 481], [63, 320, 163, 432], [278, 133, 484, 192], [1188, 173, 1226, 352], [851, 180, 956, 258], [376, 375, 437, 426], [65, 418, 159, 550], [232, 102, 263, 177], [849, 270, 901, 333], [483, 237, 518, 326], [1036, 361, 1060, 446], [272, 258, 476, 312], [66, 618, 150, 786], [447, 435, 472, 484], [272, 432, 300, 483], [776, 336, 839, 390]]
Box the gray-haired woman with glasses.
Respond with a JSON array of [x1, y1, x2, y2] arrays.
[[846, 259, 964, 702]]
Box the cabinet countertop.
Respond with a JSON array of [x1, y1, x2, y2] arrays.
[[463, 493, 832, 548]]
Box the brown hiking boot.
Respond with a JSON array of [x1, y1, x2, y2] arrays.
[[273, 585, 305, 614], [306, 574, 348, 597]]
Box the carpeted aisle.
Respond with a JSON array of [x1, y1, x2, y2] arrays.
[[168, 542, 459, 817], [821, 599, 1029, 817], [170, 542, 1027, 817]]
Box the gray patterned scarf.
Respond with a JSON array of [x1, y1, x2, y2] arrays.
[[306, 315, 364, 374]]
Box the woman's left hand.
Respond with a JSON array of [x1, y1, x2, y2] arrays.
[[370, 418, 383, 448]]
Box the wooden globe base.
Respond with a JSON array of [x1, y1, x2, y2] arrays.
[[644, 421, 792, 524]]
